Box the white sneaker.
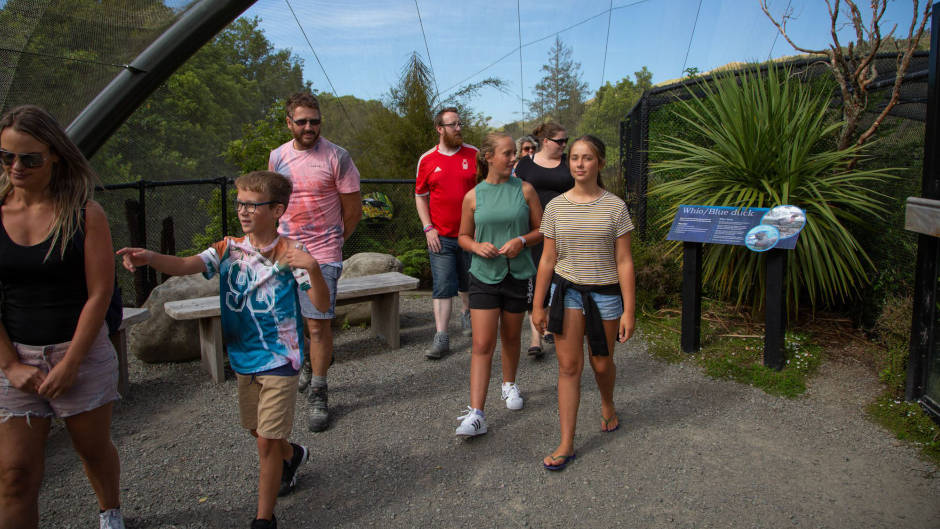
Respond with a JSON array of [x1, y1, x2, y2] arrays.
[[455, 406, 487, 437], [501, 382, 524, 410], [100, 508, 126, 529]]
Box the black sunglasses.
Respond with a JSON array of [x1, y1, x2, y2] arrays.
[[234, 199, 280, 214], [0, 149, 47, 168], [546, 137, 568, 146], [290, 117, 321, 127]]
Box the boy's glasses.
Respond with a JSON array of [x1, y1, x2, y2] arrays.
[[290, 117, 321, 127], [0, 149, 47, 168], [234, 199, 279, 214]]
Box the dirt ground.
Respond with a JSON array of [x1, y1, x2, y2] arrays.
[[38, 293, 940, 528]]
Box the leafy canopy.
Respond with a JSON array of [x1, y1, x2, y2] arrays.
[[530, 37, 588, 131]]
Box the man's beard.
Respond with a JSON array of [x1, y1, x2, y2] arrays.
[[294, 129, 319, 148], [442, 129, 462, 149]]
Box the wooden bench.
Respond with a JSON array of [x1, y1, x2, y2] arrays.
[[163, 271, 420, 383], [109, 307, 150, 397]]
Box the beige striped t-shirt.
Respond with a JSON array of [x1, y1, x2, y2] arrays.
[[540, 191, 634, 285]]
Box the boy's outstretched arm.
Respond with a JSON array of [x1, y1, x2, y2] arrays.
[[116, 247, 207, 276], [281, 242, 330, 313]]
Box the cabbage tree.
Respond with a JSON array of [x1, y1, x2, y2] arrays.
[[650, 66, 895, 313]]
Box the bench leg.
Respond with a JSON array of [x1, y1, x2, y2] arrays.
[[199, 317, 225, 383], [109, 332, 129, 397], [371, 292, 400, 349]]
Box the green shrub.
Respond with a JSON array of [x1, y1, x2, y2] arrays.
[[397, 248, 430, 286], [182, 187, 241, 256], [872, 295, 913, 397], [632, 239, 681, 310]]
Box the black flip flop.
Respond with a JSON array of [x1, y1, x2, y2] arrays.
[[527, 346, 543, 357], [543, 453, 576, 471]]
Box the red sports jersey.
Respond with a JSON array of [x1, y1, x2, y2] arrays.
[[415, 144, 478, 237]]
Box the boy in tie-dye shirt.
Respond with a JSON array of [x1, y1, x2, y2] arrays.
[[117, 171, 328, 528]]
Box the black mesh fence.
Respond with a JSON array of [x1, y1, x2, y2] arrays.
[[102, 177, 425, 306], [619, 51, 929, 319], [620, 51, 930, 240], [0, 0, 193, 124]]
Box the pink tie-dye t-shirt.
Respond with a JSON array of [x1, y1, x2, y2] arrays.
[[269, 137, 361, 263]]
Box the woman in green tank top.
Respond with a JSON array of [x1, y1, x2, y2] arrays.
[[452, 132, 543, 438]]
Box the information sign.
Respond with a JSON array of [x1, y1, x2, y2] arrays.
[[667, 205, 804, 250]]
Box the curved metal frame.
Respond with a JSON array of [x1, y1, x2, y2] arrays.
[[66, 0, 257, 158]]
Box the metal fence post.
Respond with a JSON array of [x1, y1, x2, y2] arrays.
[[220, 177, 228, 237]]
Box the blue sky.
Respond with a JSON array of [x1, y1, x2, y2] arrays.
[[241, 0, 924, 127]]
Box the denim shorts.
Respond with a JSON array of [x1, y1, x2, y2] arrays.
[[296, 262, 342, 319], [550, 284, 624, 320], [0, 325, 120, 420], [429, 236, 470, 299]]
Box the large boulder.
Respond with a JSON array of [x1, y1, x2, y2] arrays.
[[129, 274, 219, 363], [339, 252, 403, 279], [334, 253, 404, 326]]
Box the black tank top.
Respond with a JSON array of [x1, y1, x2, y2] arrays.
[[0, 209, 88, 345], [515, 154, 574, 210]]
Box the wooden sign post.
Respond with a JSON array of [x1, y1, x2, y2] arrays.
[[667, 205, 805, 369]]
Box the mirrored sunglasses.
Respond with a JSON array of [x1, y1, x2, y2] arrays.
[[0, 149, 47, 168]]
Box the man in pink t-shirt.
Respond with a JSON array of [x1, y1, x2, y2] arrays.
[[269, 92, 361, 432], [415, 107, 477, 359]]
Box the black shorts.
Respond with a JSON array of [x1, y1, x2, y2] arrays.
[[468, 273, 533, 313]]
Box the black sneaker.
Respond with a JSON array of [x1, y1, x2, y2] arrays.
[[278, 443, 309, 497], [307, 384, 329, 432], [250, 514, 276, 529]]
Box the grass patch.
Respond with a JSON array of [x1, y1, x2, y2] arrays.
[[863, 294, 940, 467], [867, 394, 940, 467], [638, 304, 823, 398]]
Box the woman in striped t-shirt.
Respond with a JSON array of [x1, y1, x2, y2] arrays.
[[532, 135, 636, 471]]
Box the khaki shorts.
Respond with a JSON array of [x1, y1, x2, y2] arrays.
[[236, 372, 298, 440]]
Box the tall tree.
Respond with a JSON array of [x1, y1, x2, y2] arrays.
[[578, 67, 653, 164], [530, 37, 589, 130]]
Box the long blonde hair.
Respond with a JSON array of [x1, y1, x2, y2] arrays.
[[0, 105, 97, 260]]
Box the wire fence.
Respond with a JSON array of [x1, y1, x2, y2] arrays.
[[620, 51, 929, 240], [101, 178, 422, 307]]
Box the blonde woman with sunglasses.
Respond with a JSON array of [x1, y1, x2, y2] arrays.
[[0, 106, 125, 529]]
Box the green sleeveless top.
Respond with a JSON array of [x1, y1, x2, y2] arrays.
[[469, 177, 537, 283]]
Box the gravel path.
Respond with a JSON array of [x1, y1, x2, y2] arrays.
[[40, 293, 939, 528]]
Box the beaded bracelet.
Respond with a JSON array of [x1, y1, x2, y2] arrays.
[[423, 224, 434, 233]]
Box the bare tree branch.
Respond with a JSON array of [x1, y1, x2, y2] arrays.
[[761, 0, 932, 154], [855, 0, 931, 148], [759, 0, 828, 55]]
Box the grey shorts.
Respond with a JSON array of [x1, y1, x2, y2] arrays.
[[296, 262, 342, 319], [0, 325, 120, 420]]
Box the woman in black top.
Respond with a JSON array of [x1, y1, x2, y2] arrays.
[[0, 106, 125, 529], [514, 122, 574, 358]]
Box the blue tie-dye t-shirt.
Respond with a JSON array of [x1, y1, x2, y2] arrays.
[[199, 236, 312, 375]]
